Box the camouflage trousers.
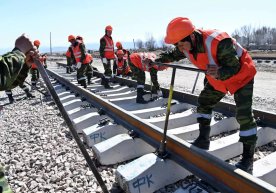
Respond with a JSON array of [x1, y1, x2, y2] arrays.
[[197, 79, 257, 145], [30, 68, 39, 86], [0, 164, 13, 193], [102, 59, 113, 78], [135, 67, 160, 91], [77, 63, 93, 82]]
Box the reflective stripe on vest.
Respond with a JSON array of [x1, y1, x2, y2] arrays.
[[239, 127, 257, 137]]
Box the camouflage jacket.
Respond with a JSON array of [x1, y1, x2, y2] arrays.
[[0, 48, 29, 91], [156, 31, 240, 80]]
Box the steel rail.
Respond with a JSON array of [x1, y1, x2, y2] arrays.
[[47, 68, 276, 193]]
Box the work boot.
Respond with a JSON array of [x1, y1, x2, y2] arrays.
[[80, 80, 87, 89], [7, 94, 14, 104], [102, 77, 112, 89], [235, 143, 255, 174], [191, 117, 211, 150], [136, 88, 148, 104]]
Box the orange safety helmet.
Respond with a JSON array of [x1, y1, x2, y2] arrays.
[[117, 50, 124, 55], [164, 17, 195, 44], [105, 25, 113, 31], [68, 35, 75, 42], [115, 42, 122, 49], [34, 40, 40, 47]]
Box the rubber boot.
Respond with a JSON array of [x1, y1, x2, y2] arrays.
[[235, 143, 255, 174], [25, 89, 35, 98], [7, 94, 14, 104], [80, 79, 87, 89], [136, 88, 148, 104], [191, 117, 211, 150]]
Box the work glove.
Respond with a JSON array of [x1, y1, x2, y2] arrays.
[[102, 58, 107, 64], [157, 90, 163, 97], [206, 64, 220, 79], [76, 62, 82, 69]]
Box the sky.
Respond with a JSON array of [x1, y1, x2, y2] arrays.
[[0, 0, 276, 53]]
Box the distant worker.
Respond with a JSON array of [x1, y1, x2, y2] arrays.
[[0, 34, 39, 91], [114, 41, 132, 76], [76, 35, 94, 84], [99, 25, 115, 88], [113, 50, 132, 77], [67, 35, 93, 88], [30, 40, 47, 90], [151, 17, 257, 173], [130, 52, 166, 104]]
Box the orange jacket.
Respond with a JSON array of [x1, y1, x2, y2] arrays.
[[183, 29, 256, 94], [103, 36, 115, 59]]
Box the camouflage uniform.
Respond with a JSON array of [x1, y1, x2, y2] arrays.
[[156, 31, 257, 145], [0, 49, 28, 91]]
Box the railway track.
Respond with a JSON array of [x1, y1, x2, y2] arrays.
[[41, 61, 276, 193]]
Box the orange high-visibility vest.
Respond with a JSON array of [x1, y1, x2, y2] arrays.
[[116, 59, 131, 75], [183, 29, 256, 94], [103, 35, 115, 59], [72, 43, 92, 64]]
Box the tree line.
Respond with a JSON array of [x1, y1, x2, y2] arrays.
[[232, 25, 276, 49]]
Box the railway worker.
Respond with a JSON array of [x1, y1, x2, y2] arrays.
[[67, 35, 93, 88], [147, 17, 257, 173], [114, 41, 133, 75], [113, 50, 132, 77], [0, 34, 39, 91], [99, 25, 115, 88], [30, 40, 47, 90], [130, 52, 167, 104], [76, 35, 93, 84]]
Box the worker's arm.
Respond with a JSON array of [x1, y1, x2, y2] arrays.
[[216, 38, 241, 80]]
